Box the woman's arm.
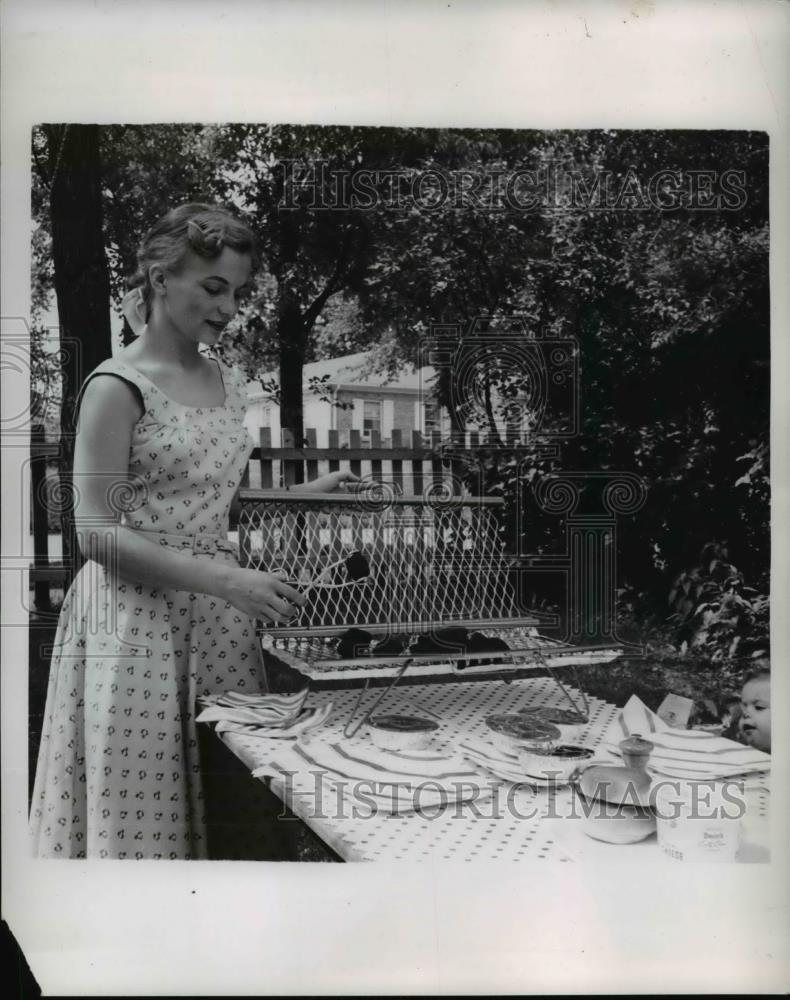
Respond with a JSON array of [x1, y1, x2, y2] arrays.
[[73, 375, 305, 623], [289, 469, 360, 493]]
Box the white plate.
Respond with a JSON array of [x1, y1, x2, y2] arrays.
[[369, 735, 455, 761], [460, 740, 575, 788]]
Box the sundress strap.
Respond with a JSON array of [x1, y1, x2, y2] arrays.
[[73, 358, 152, 425]]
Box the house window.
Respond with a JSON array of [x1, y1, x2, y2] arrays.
[[362, 400, 381, 436], [424, 400, 441, 434]]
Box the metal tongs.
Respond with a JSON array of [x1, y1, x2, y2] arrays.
[[297, 549, 371, 595]]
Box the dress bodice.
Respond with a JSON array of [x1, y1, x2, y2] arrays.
[[78, 357, 255, 536]]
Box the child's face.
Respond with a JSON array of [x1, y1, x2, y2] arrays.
[[739, 676, 771, 752]]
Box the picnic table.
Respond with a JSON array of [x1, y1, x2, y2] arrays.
[[213, 676, 770, 864]]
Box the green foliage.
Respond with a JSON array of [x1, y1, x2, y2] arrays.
[[29, 126, 769, 659], [667, 542, 769, 662]]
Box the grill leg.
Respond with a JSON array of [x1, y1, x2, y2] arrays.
[[540, 654, 590, 718], [342, 659, 414, 739]]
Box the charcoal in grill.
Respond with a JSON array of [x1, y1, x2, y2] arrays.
[[335, 627, 374, 659], [410, 627, 470, 656], [456, 632, 511, 670], [371, 634, 410, 657], [344, 550, 370, 582]]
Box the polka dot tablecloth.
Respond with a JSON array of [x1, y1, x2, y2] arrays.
[[220, 677, 623, 862], [219, 677, 771, 863]]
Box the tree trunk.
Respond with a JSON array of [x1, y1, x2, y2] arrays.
[[277, 297, 307, 479], [483, 368, 503, 447], [46, 124, 113, 580]]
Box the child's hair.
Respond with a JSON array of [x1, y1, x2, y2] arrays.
[[127, 203, 258, 320], [744, 658, 770, 685]]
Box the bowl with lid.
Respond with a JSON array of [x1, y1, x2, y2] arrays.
[[484, 713, 561, 755], [368, 713, 439, 752], [519, 705, 589, 743]]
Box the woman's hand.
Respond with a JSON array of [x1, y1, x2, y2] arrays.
[[221, 567, 307, 623], [296, 470, 360, 493]]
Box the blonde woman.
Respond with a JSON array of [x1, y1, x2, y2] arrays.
[[31, 203, 354, 859]]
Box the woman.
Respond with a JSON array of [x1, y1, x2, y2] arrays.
[[31, 203, 354, 859]]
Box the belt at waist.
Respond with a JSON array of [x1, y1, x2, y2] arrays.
[[128, 527, 238, 555]]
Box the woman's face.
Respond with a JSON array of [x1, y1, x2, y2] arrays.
[[153, 247, 252, 346]]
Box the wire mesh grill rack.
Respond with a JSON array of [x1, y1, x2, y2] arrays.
[[238, 488, 622, 688]]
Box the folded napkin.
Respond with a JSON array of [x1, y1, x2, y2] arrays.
[[458, 737, 526, 784], [195, 688, 328, 739], [605, 695, 771, 780], [253, 737, 492, 815], [214, 703, 334, 740]]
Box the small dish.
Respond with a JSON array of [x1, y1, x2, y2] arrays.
[[484, 713, 561, 755], [518, 744, 594, 783], [368, 713, 440, 751]]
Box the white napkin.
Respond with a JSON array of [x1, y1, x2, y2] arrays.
[[214, 703, 334, 739], [253, 737, 493, 815], [458, 736, 526, 783], [605, 695, 771, 779], [196, 688, 309, 727]]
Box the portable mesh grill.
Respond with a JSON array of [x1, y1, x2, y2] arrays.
[[237, 487, 622, 694]]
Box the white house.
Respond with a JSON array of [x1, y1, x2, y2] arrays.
[[243, 351, 450, 446]]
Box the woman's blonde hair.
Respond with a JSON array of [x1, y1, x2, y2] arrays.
[[126, 202, 258, 321]]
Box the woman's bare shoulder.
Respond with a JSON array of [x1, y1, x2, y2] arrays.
[[78, 368, 145, 429]]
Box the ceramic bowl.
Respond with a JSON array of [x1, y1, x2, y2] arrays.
[[577, 764, 657, 844], [484, 713, 561, 755], [518, 743, 594, 783], [581, 804, 657, 845], [368, 714, 439, 752]]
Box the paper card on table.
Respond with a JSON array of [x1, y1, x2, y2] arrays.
[[657, 693, 695, 729]]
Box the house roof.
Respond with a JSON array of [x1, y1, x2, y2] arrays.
[[246, 350, 436, 399]]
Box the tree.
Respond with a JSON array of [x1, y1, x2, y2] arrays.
[[353, 128, 769, 607], [206, 124, 447, 451], [99, 125, 225, 345], [33, 125, 113, 574], [29, 124, 769, 632]]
